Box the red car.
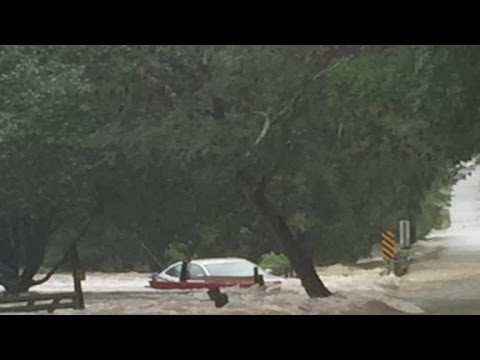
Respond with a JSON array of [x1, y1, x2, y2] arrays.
[[149, 258, 284, 290]]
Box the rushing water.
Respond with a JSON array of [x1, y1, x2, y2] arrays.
[[4, 164, 480, 315]]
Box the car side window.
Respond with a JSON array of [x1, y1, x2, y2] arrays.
[[166, 264, 182, 277], [188, 264, 206, 278]]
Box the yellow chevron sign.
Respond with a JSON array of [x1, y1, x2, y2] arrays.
[[381, 231, 396, 260]]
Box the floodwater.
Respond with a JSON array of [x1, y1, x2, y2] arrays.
[[4, 165, 480, 315]]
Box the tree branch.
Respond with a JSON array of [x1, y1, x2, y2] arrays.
[[242, 45, 394, 172], [29, 219, 91, 288], [253, 111, 272, 146]]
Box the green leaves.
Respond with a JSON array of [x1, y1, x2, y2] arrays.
[[0, 45, 98, 224], [259, 252, 291, 276]]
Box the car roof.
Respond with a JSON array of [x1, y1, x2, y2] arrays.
[[190, 258, 249, 266]]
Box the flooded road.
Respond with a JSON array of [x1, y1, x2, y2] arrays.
[[4, 165, 480, 315]]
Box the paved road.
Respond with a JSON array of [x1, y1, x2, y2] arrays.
[[395, 165, 480, 314]]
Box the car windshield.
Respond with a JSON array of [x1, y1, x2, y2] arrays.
[[203, 260, 267, 277]]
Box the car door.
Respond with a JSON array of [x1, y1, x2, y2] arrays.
[[159, 262, 183, 281], [188, 263, 207, 279]]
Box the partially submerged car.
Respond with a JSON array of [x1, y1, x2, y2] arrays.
[[149, 257, 284, 290]]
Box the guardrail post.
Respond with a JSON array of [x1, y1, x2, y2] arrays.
[[71, 245, 85, 310], [399, 220, 412, 249]]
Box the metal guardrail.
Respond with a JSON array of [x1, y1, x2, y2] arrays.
[[0, 292, 81, 314], [0, 245, 85, 314]]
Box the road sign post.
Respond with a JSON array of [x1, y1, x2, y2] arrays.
[[399, 220, 411, 249]]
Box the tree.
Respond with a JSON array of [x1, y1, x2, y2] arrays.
[[0, 46, 97, 293], [89, 45, 390, 297]]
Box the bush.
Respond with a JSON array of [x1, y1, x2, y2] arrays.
[[259, 252, 291, 276], [164, 243, 189, 264], [435, 208, 451, 230]]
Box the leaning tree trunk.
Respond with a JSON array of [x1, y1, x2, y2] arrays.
[[0, 217, 21, 293], [0, 216, 52, 294], [240, 175, 331, 298], [15, 217, 51, 293], [232, 46, 396, 298]]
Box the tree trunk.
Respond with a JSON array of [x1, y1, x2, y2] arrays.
[[240, 175, 331, 298], [0, 214, 54, 294], [10, 218, 21, 277], [16, 219, 50, 293], [0, 218, 20, 292]]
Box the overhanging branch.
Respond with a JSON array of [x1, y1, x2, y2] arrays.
[[247, 46, 395, 154], [253, 111, 272, 146], [29, 219, 92, 288]]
